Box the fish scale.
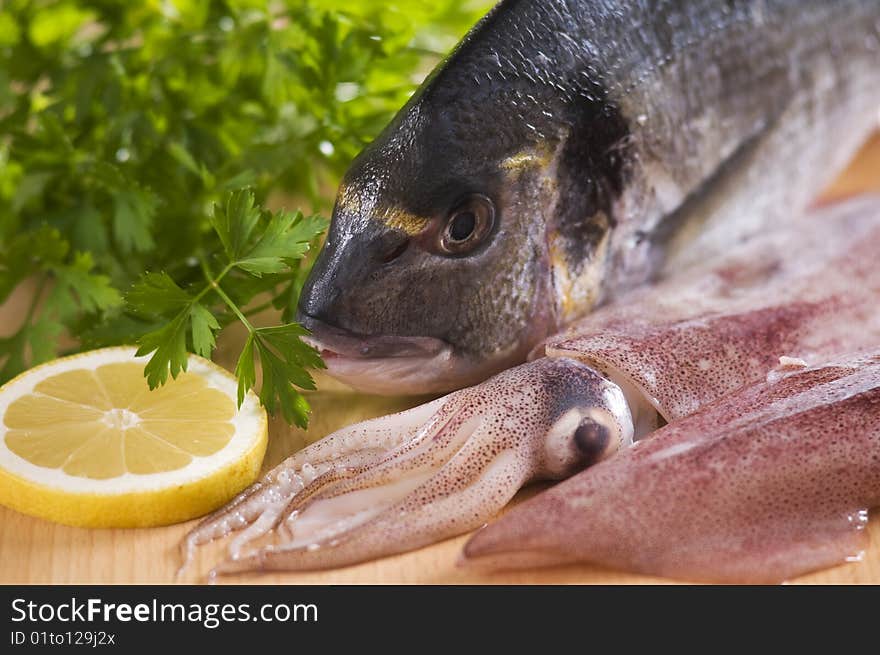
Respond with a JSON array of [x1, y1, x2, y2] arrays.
[[604, 0, 880, 288]]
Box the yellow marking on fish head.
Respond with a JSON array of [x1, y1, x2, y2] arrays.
[[501, 144, 555, 174], [380, 208, 428, 236], [548, 225, 611, 325], [334, 184, 428, 236]]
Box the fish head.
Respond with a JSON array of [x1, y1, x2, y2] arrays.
[[297, 12, 633, 396], [297, 88, 572, 394]]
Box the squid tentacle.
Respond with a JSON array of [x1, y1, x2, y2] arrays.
[[180, 397, 448, 565], [185, 357, 635, 574], [214, 425, 533, 574]]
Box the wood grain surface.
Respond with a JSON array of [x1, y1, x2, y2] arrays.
[[1, 134, 879, 586]]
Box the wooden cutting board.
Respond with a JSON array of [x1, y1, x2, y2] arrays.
[[2, 134, 880, 585]]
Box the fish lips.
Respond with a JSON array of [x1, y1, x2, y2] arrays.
[[299, 315, 458, 395]]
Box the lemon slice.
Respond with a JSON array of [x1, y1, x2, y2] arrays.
[[0, 347, 267, 528]]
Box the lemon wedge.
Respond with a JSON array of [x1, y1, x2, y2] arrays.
[[0, 347, 267, 527]]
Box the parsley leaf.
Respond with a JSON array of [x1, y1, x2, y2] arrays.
[[189, 304, 221, 359], [253, 323, 326, 427], [125, 272, 192, 317], [112, 189, 159, 254], [128, 189, 327, 421], [234, 334, 257, 408], [237, 211, 329, 276], [210, 190, 262, 263], [0, 314, 63, 382], [48, 252, 123, 318]]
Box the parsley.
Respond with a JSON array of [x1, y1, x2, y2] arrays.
[[127, 191, 327, 427], [0, 1, 489, 426]]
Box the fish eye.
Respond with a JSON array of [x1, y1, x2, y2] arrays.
[[439, 194, 495, 255]]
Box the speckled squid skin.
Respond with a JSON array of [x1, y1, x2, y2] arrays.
[[463, 352, 880, 583], [186, 358, 632, 573]]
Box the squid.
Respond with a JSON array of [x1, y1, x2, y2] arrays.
[[184, 196, 880, 582]]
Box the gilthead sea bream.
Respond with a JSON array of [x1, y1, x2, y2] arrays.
[[297, 0, 880, 395], [184, 0, 880, 582]]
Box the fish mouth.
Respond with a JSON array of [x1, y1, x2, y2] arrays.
[[299, 315, 460, 395]]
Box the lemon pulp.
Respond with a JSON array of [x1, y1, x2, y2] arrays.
[[0, 347, 267, 528], [5, 363, 236, 478]]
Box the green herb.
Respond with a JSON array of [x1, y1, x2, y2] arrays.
[[0, 0, 489, 425], [127, 190, 327, 427]]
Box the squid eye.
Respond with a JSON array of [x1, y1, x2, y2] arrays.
[[439, 194, 495, 255], [573, 419, 611, 464]]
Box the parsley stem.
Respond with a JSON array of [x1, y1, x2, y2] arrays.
[[196, 256, 233, 290], [194, 255, 253, 332], [196, 255, 255, 332], [194, 255, 235, 302], [193, 254, 255, 333], [213, 284, 256, 334]]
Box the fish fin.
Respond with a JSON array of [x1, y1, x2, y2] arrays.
[[647, 112, 782, 268]]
